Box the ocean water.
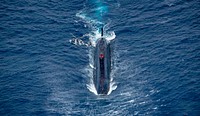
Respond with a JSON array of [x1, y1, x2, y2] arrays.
[[0, 0, 200, 115]]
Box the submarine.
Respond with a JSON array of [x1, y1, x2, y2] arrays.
[[93, 28, 111, 95]]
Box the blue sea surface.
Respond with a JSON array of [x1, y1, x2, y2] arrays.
[[0, 0, 200, 115]]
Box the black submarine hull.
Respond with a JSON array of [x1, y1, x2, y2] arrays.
[[93, 37, 111, 95]]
